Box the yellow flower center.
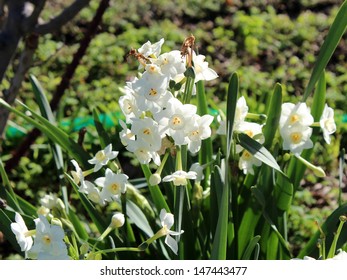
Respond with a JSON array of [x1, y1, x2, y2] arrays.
[[290, 132, 302, 144], [149, 88, 158, 96], [170, 114, 185, 129], [289, 114, 299, 125], [42, 235, 51, 245], [143, 128, 151, 135], [108, 183, 120, 194], [244, 130, 254, 138], [95, 151, 106, 162], [242, 150, 252, 160]]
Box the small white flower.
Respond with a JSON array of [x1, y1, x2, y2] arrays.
[[71, 159, 96, 194], [138, 38, 164, 58], [30, 215, 69, 260], [40, 193, 61, 210], [95, 168, 128, 202], [186, 114, 214, 154], [280, 124, 313, 155], [130, 117, 162, 151], [155, 50, 186, 79], [162, 170, 197, 186], [126, 139, 161, 166], [155, 98, 197, 145], [319, 104, 336, 144], [191, 51, 218, 82], [88, 144, 119, 172], [159, 209, 184, 255], [189, 163, 205, 182], [110, 212, 125, 228], [280, 102, 313, 129], [238, 150, 262, 175], [10, 212, 33, 254]]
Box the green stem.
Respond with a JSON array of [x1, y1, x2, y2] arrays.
[[327, 216, 346, 259]]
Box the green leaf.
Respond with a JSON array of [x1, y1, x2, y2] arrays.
[[126, 200, 154, 238], [237, 133, 282, 174], [30, 75, 68, 210], [67, 206, 89, 241], [302, 0, 347, 101], [241, 235, 261, 260], [93, 108, 111, 148], [0, 98, 91, 168], [263, 83, 282, 150], [226, 73, 239, 159], [140, 164, 169, 213]]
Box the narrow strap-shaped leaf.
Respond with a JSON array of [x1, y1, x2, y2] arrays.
[[226, 73, 239, 159], [302, 0, 347, 101], [263, 83, 282, 149], [93, 108, 111, 148], [0, 157, 21, 212], [126, 200, 154, 238], [30, 75, 68, 211]]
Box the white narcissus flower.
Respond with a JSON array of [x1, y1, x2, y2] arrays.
[[30, 215, 69, 260], [138, 38, 164, 58], [126, 139, 161, 166], [281, 124, 313, 155], [238, 150, 262, 175], [319, 104, 336, 144], [155, 50, 186, 79], [234, 96, 249, 129], [95, 168, 128, 202], [187, 114, 214, 154], [130, 117, 162, 152], [132, 67, 171, 114], [40, 193, 59, 209], [191, 51, 218, 82], [162, 170, 197, 186], [159, 209, 184, 255], [119, 119, 135, 147], [155, 98, 197, 145], [280, 102, 314, 129], [71, 159, 97, 194], [189, 163, 205, 182], [11, 212, 33, 254], [88, 144, 119, 172], [119, 81, 142, 123], [280, 102, 314, 155]]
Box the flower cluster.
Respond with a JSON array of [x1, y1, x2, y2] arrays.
[[11, 213, 69, 260], [119, 38, 217, 166], [280, 102, 336, 155], [71, 144, 128, 206]]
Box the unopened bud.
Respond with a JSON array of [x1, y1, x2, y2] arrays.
[[51, 218, 63, 228], [110, 212, 125, 228], [149, 173, 161, 186]]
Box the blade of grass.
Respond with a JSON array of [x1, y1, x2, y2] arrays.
[[211, 73, 238, 259], [30, 75, 68, 212], [302, 0, 347, 101]]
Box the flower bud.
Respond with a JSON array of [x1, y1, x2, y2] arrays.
[[149, 173, 161, 186], [51, 218, 63, 228], [110, 212, 125, 228]]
